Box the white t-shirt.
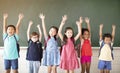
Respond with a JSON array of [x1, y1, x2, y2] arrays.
[[99, 40, 113, 61]]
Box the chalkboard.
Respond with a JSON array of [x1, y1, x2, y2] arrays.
[[0, 0, 120, 47]]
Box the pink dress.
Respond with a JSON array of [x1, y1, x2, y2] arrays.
[[60, 39, 79, 70]]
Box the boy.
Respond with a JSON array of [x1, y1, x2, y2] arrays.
[[3, 13, 24, 73], [26, 21, 43, 73], [98, 24, 116, 73]]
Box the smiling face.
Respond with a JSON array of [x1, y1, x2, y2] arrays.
[[31, 35, 39, 42], [104, 37, 112, 44], [65, 29, 73, 39], [103, 33, 112, 44], [83, 31, 90, 39], [30, 32, 39, 42], [49, 26, 58, 37], [7, 26, 16, 36]]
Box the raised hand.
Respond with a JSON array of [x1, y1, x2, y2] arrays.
[[85, 17, 90, 24], [62, 15, 67, 22], [18, 13, 24, 20], [112, 24, 116, 29], [29, 21, 33, 26], [39, 13, 45, 20], [3, 13, 8, 19], [37, 24, 40, 28], [79, 17, 83, 24], [76, 21, 80, 26], [100, 24, 103, 29]]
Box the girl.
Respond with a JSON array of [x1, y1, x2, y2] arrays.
[[39, 13, 60, 73], [80, 17, 92, 73], [58, 15, 81, 73], [3, 13, 24, 73], [26, 21, 43, 73]]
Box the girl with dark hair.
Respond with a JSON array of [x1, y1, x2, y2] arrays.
[[58, 15, 81, 73], [39, 13, 60, 73]]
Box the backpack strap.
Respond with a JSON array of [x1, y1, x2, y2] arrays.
[[109, 43, 114, 60], [26, 40, 32, 57], [13, 35, 20, 57], [98, 41, 104, 58], [13, 35, 18, 43]]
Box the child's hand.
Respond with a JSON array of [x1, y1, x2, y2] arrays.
[[29, 21, 33, 26], [100, 24, 103, 28], [3, 13, 8, 19], [76, 21, 80, 26], [62, 15, 67, 22], [18, 13, 24, 20], [39, 13, 45, 20], [85, 17, 90, 24], [112, 25, 116, 29], [79, 17, 83, 24], [37, 24, 40, 28]]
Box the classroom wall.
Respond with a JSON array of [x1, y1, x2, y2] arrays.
[[0, 0, 120, 46]]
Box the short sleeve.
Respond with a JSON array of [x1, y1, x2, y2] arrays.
[[3, 33, 8, 40], [111, 42, 114, 47], [99, 40, 103, 46]]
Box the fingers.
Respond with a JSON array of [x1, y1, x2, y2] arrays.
[[18, 13, 24, 19], [76, 21, 80, 25], [62, 15, 67, 21], [3, 13, 8, 19], [112, 24, 116, 29], [39, 13, 45, 19], [79, 17, 83, 24], [29, 21, 33, 26], [37, 24, 41, 28], [85, 17, 90, 23], [100, 24, 103, 28]]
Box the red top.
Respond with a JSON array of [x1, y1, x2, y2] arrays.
[[81, 39, 92, 56]]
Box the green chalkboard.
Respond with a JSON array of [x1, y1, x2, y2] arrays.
[[0, 0, 120, 47]]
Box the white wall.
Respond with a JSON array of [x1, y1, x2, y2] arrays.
[[0, 47, 120, 73]]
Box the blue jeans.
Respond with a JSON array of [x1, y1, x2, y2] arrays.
[[4, 59, 18, 70], [27, 61, 40, 73]]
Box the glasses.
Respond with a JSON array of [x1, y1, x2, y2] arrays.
[[32, 36, 38, 39]]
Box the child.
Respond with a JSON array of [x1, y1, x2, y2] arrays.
[[98, 24, 116, 73], [58, 15, 80, 73], [39, 13, 60, 73], [80, 17, 92, 73], [3, 13, 24, 73], [26, 21, 43, 73]]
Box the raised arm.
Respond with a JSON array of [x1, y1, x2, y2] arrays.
[[85, 17, 91, 38], [99, 24, 103, 40], [74, 21, 81, 41], [58, 15, 67, 41], [3, 13, 8, 34], [16, 13, 24, 34], [37, 24, 42, 42], [111, 25, 116, 42], [79, 17, 83, 40], [27, 21, 33, 41], [39, 13, 47, 38]]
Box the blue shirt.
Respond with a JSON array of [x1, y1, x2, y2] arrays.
[[3, 33, 19, 59], [45, 37, 58, 52]]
